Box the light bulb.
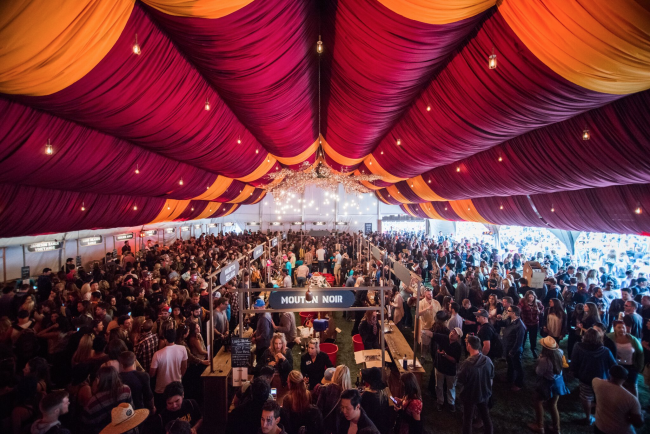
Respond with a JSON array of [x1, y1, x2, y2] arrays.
[[369, 161, 372, 165], [45, 139, 53, 155], [133, 205, 138, 211], [179, 179, 183, 185], [191, 207, 194, 211], [426, 105, 431, 111], [456, 166, 460, 172], [135, 164, 140, 174], [81, 202, 85, 212], [396, 139, 401, 146], [500, 205, 503, 210], [498, 156, 503, 162], [488, 50, 497, 69], [237, 137, 241, 144], [380, 151, 384, 155], [444, 207, 447, 210], [582, 128, 590, 140], [428, 179, 431, 184], [207, 185, 210, 190], [316, 35, 323, 54], [256, 149, 259, 154], [168, 205, 171, 210], [205, 99, 210, 111], [133, 34, 141, 55], [551, 205, 555, 212], [411, 184, 414, 187], [635, 206, 642, 214], [468, 207, 471, 211]]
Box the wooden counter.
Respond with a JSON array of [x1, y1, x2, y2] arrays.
[[382, 321, 425, 397], [201, 347, 232, 433]]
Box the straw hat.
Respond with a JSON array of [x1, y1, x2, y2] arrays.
[[539, 336, 558, 351], [99, 403, 149, 434]]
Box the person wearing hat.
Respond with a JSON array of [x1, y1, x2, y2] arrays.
[[429, 327, 463, 412], [359, 367, 390, 434], [99, 403, 148, 434], [593, 365, 644, 434], [527, 336, 570, 433]]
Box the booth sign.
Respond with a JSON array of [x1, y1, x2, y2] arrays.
[[79, 236, 102, 247], [115, 233, 133, 241], [143, 230, 157, 236], [27, 241, 63, 252], [253, 244, 264, 260], [165, 228, 175, 233], [270, 238, 278, 247], [220, 260, 240, 285], [268, 290, 355, 310]]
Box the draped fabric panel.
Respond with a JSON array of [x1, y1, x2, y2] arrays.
[[500, 0, 650, 95], [10, 3, 270, 179], [0, 0, 135, 96], [377, 0, 495, 25], [472, 196, 543, 228], [141, 0, 253, 18], [322, 0, 489, 161], [374, 90, 650, 202], [370, 10, 620, 180], [144, 0, 318, 158], [431, 202, 465, 221]]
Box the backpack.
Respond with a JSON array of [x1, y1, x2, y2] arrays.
[[14, 325, 40, 361]]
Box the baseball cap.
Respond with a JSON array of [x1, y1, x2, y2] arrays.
[[254, 298, 266, 308], [473, 309, 489, 319], [452, 327, 463, 338]]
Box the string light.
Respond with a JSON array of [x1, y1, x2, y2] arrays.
[[204, 98, 210, 111], [582, 127, 590, 141], [316, 35, 323, 54], [133, 34, 141, 55], [135, 164, 140, 174], [45, 139, 53, 155], [81, 202, 86, 212], [488, 47, 497, 69]]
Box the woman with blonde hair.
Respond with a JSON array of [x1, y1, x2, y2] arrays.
[[261, 332, 293, 385], [331, 365, 352, 391], [80, 283, 92, 301], [72, 334, 95, 365]]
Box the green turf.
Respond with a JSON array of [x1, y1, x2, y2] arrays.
[[293, 311, 650, 434]]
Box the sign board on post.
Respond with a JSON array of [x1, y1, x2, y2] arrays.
[[270, 238, 278, 248], [21, 266, 30, 279], [208, 223, 217, 228], [79, 236, 102, 247], [282, 232, 287, 240], [371, 246, 383, 261], [230, 337, 251, 387], [365, 223, 372, 235], [112, 249, 118, 258], [392, 260, 413, 285], [181, 226, 190, 232], [253, 244, 264, 260], [27, 241, 63, 252], [143, 230, 157, 237], [165, 228, 175, 234], [219, 261, 240, 285], [75, 256, 82, 267], [268, 290, 355, 310], [313, 222, 326, 226], [115, 233, 133, 241]]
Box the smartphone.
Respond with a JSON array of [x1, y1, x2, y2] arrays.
[[168, 307, 172, 313], [77, 327, 80, 332], [390, 396, 398, 405], [271, 388, 277, 399]]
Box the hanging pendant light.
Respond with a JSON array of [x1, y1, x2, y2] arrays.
[[582, 127, 590, 141], [81, 202, 86, 212], [204, 98, 210, 111], [45, 139, 53, 155], [551, 204, 555, 212], [316, 35, 323, 54], [179, 178, 184, 186], [135, 164, 140, 174], [635, 204, 642, 214], [396, 139, 401, 146], [133, 34, 141, 55], [488, 47, 497, 69], [133, 205, 138, 211]]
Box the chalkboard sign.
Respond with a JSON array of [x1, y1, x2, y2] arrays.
[[365, 223, 372, 235], [220, 260, 240, 285], [75, 256, 82, 267], [21, 266, 30, 279], [231, 338, 251, 368], [253, 244, 264, 260], [268, 290, 355, 310]]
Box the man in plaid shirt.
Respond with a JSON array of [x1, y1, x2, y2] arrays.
[[135, 319, 159, 372]]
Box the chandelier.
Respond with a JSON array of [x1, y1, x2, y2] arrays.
[[263, 161, 382, 202]]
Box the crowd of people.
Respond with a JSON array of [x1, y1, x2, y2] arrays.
[[0, 228, 647, 434]]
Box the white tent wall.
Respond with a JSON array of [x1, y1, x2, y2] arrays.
[[0, 218, 222, 282]]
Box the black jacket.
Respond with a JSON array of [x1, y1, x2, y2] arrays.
[[335, 407, 377, 434], [457, 353, 494, 404], [502, 318, 526, 356]]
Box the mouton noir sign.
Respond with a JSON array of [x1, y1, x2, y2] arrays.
[[268, 290, 355, 310]]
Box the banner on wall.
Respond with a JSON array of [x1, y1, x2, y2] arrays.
[[224, 222, 234, 227], [313, 222, 326, 226], [194, 225, 201, 229], [291, 222, 304, 225], [27, 241, 63, 252], [115, 233, 133, 241], [79, 236, 102, 247]]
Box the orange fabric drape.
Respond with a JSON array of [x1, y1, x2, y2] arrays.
[[449, 200, 493, 224], [363, 155, 407, 184], [409, 176, 447, 202], [375, 190, 392, 204], [0, 0, 135, 96], [191, 203, 222, 220], [237, 156, 277, 183], [221, 204, 239, 217], [141, 0, 253, 19], [378, 0, 495, 25], [386, 185, 411, 204], [229, 185, 256, 203], [148, 199, 190, 224], [192, 176, 233, 201], [275, 138, 319, 166], [500, 0, 650, 95], [402, 204, 418, 217], [322, 136, 367, 167], [419, 203, 446, 220]]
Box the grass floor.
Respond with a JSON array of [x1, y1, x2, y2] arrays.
[[292, 311, 650, 434]]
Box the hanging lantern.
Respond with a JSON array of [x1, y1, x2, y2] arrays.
[[582, 128, 590, 140], [488, 48, 497, 69], [133, 34, 141, 55], [316, 35, 323, 54], [45, 139, 53, 155]]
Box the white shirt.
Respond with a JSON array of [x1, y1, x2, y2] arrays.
[[283, 275, 292, 288], [335, 253, 342, 266], [151, 344, 188, 393], [316, 249, 326, 261], [593, 378, 641, 434]]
